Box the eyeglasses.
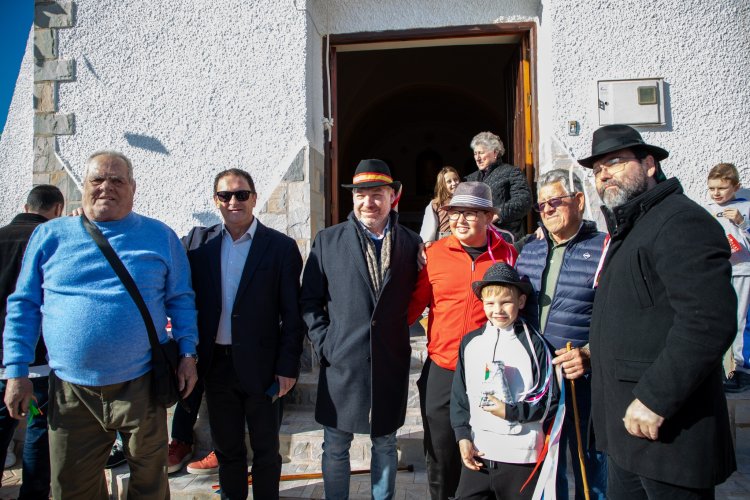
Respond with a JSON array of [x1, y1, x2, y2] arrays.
[[533, 194, 576, 212], [448, 210, 479, 222], [592, 157, 640, 176], [215, 190, 255, 202]]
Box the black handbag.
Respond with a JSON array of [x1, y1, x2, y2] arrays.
[[82, 215, 187, 410]]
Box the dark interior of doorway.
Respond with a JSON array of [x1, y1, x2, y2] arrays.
[[336, 42, 520, 233]]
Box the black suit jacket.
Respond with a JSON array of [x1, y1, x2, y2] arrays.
[[183, 220, 305, 396], [0, 213, 49, 367]]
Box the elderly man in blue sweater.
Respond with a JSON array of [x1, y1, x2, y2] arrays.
[[516, 169, 608, 500], [3, 151, 199, 499]]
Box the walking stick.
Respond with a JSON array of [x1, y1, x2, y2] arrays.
[[566, 342, 591, 500], [211, 464, 415, 490]]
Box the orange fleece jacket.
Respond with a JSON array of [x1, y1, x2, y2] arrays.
[[408, 233, 518, 370]]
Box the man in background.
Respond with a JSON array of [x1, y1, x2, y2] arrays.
[[0, 185, 63, 498]]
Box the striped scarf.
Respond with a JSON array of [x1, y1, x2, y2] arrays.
[[354, 221, 392, 296]]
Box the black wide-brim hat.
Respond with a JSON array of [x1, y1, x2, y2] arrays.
[[341, 159, 402, 191], [578, 124, 669, 168], [472, 262, 534, 299]]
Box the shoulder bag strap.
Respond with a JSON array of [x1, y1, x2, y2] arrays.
[[81, 215, 162, 353]]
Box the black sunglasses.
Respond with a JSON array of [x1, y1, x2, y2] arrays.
[[533, 194, 575, 212], [215, 190, 255, 202]]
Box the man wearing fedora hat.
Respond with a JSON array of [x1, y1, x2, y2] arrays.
[[581, 124, 736, 498], [301, 159, 421, 499], [408, 181, 518, 500]]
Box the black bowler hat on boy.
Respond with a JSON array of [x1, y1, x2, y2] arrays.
[[471, 263, 534, 299], [577, 124, 669, 169], [341, 159, 401, 192]]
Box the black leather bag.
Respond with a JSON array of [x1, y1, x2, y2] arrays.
[[82, 215, 185, 409]]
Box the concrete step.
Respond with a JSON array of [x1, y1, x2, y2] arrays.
[[279, 408, 424, 469], [107, 408, 426, 499]]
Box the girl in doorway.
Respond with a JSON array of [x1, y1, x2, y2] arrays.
[[420, 166, 461, 242]]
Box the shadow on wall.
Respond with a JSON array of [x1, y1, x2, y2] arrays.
[[124, 133, 169, 155], [82, 55, 100, 80], [192, 211, 221, 227]]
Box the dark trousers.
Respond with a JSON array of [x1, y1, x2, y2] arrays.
[[607, 455, 715, 500], [0, 377, 50, 499], [171, 379, 203, 444], [204, 347, 281, 500], [418, 358, 461, 500], [455, 460, 538, 500]]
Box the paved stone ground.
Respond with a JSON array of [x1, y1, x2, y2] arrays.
[[2, 449, 748, 499]]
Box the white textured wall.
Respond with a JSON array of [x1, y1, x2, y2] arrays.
[[537, 0, 750, 203], [0, 30, 33, 225], [7, 0, 747, 230], [56, 0, 310, 235]]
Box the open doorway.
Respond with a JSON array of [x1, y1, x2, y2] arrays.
[[325, 26, 537, 234]]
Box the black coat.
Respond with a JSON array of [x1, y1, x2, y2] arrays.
[[465, 161, 532, 240], [0, 213, 49, 367], [590, 178, 736, 488], [300, 212, 421, 436], [184, 220, 305, 396]]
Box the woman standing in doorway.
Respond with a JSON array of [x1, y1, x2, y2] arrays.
[[465, 131, 532, 241], [420, 166, 461, 242]]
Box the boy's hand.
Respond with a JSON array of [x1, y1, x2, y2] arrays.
[[458, 439, 484, 470], [481, 394, 507, 419], [724, 208, 744, 225]]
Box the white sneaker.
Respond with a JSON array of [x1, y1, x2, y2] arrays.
[[4, 442, 16, 468]]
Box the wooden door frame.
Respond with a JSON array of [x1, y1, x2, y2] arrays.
[[322, 23, 538, 226]]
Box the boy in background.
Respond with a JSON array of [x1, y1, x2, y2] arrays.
[[451, 263, 559, 499], [706, 163, 750, 391]]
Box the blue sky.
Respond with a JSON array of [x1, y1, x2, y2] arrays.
[[0, 1, 32, 135]]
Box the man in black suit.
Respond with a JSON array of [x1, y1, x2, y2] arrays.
[[184, 168, 305, 499], [301, 159, 421, 499], [581, 125, 736, 499], [0, 184, 63, 498]]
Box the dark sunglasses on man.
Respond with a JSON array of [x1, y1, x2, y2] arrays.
[[215, 190, 255, 202], [533, 194, 575, 212]]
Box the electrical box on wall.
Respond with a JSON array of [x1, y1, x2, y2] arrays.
[[598, 78, 665, 126]]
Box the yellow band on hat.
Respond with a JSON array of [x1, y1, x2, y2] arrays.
[[352, 172, 393, 184]]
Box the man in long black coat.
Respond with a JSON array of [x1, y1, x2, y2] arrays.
[[301, 159, 421, 499], [580, 125, 736, 499]]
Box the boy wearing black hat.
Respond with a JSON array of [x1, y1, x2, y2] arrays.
[[450, 263, 559, 499]]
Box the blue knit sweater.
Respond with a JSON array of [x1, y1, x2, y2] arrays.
[[2, 213, 198, 386]]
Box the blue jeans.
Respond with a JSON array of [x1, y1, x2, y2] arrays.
[[556, 375, 607, 500], [0, 377, 50, 499], [322, 426, 397, 500]]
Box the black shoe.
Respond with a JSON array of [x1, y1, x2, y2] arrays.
[[724, 371, 750, 393], [105, 443, 127, 469]]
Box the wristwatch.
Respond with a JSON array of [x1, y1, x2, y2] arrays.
[[181, 353, 199, 363]]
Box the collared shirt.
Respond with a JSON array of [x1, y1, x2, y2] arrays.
[[358, 218, 390, 259], [216, 218, 258, 345]]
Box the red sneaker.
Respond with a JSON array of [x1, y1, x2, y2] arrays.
[[167, 440, 192, 474], [186, 451, 219, 475]]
